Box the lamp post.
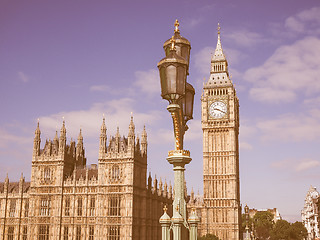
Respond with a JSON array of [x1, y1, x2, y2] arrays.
[[244, 205, 250, 240], [158, 20, 198, 240]]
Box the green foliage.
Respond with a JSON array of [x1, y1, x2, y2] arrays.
[[270, 219, 291, 240], [198, 233, 220, 240], [242, 210, 307, 240], [253, 211, 274, 239], [269, 220, 307, 240], [289, 221, 307, 240]]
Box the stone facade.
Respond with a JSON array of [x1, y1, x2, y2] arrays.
[[0, 116, 172, 240], [302, 186, 320, 240], [188, 26, 241, 240]]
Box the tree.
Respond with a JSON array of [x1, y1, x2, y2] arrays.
[[198, 233, 220, 240], [289, 221, 307, 240], [253, 211, 274, 239], [270, 219, 291, 240], [269, 220, 307, 240]]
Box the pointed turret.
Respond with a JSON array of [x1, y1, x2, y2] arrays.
[[164, 180, 168, 197], [191, 187, 195, 202], [169, 181, 173, 199], [141, 125, 147, 156], [19, 173, 24, 194], [128, 113, 135, 153], [212, 23, 226, 62], [207, 23, 231, 86], [135, 135, 140, 154], [148, 172, 152, 190], [59, 119, 67, 155], [158, 178, 163, 196], [99, 116, 107, 158], [128, 113, 135, 136], [153, 175, 158, 193], [115, 126, 120, 153], [76, 128, 84, 161], [33, 120, 41, 157], [53, 130, 59, 150], [4, 173, 9, 193]]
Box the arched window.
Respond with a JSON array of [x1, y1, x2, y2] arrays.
[[90, 197, 95, 216], [77, 198, 82, 216], [65, 197, 70, 216], [40, 198, 50, 216], [108, 195, 121, 216], [111, 165, 120, 181], [43, 168, 51, 181]]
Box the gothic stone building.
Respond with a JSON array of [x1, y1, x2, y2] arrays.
[[301, 186, 320, 240], [0, 117, 172, 240], [187, 26, 241, 240]]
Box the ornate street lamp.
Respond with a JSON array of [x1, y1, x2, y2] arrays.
[[158, 20, 198, 240], [245, 205, 250, 240]]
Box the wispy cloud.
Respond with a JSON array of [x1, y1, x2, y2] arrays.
[[194, 47, 213, 75], [18, 71, 29, 83], [0, 128, 31, 149], [225, 30, 267, 47], [240, 141, 253, 150], [271, 158, 320, 173], [90, 85, 110, 92], [133, 69, 160, 97], [284, 7, 320, 35], [256, 112, 320, 142], [245, 36, 320, 104]]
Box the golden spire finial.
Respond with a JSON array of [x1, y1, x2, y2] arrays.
[[217, 22, 221, 35], [174, 19, 180, 33], [163, 205, 168, 213], [170, 36, 176, 51]]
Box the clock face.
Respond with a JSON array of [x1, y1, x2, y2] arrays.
[[209, 101, 227, 118]]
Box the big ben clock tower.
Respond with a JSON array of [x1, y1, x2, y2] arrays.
[[201, 24, 241, 240]]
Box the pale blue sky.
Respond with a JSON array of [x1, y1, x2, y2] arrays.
[[1, 0, 320, 222]]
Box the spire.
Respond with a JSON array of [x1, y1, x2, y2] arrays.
[[212, 23, 226, 61], [99, 116, 107, 157], [60, 118, 66, 137], [141, 125, 147, 156], [207, 23, 231, 85], [78, 128, 83, 142], [116, 126, 120, 138], [148, 172, 152, 190], [164, 179, 168, 197], [128, 113, 135, 154], [129, 112, 135, 135], [59, 118, 67, 154], [101, 115, 106, 132], [33, 119, 41, 157], [19, 173, 24, 193], [76, 128, 84, 156], [54, 130, 58, 142], [35, 119, 41, 137], [5, 173, 9, 184]]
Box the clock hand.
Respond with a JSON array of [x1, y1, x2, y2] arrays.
[[214, 108, 226, 114]]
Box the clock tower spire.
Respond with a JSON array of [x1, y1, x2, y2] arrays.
[[200, 24, 241, 240]]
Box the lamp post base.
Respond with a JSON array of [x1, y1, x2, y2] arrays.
[[167, 149, 191, 240]]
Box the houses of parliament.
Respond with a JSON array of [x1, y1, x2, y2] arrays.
[[0, 24, 241, 240]]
